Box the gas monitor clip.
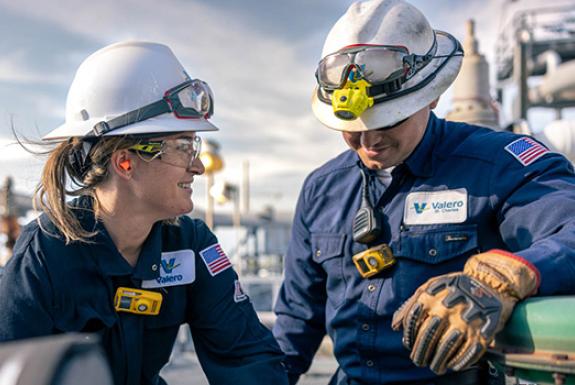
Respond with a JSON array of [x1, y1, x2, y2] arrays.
[[353, 243, 396, 278], [114, 287, 163, 316]]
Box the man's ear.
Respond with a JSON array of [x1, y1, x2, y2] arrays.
[[430, 98, 440, 109], [111, 150, 133, 180]]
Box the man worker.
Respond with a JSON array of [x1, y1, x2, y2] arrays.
[[273, 0, 575, 384]]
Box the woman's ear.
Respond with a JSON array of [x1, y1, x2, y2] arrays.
[[111, 150, 133, 180], [430, 98, 440, 109]]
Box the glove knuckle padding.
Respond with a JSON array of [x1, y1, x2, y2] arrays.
[[449, 341, 485, 371], [392, 251, 539, 374], [410, 315, 445, 367], [403, 302, 424, 350], [413, 274, 503, 372], [429, 328, 463, 374]]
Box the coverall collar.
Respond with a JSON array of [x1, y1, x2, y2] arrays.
[[74, 196, 163, 280], [401, 112, 439, 178]]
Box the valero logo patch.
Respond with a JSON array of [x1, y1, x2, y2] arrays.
[[161, 258, 180, 274], [404, 189, 468, 225], [142, 249, 195, 288], [413, 202, 429, 214]]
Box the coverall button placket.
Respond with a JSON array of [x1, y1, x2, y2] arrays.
[[357, 276, 383, 382], [120, 312, 145, 385]]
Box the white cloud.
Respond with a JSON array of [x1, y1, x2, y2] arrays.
[[0, 51, 67, 85], [0, 0, 342, 211], [0, 0, 573, 212], [0, 137, 35, 161]]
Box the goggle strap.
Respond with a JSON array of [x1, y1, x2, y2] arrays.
[[91, 99, 171, 137], [368, 77, 403, 97]]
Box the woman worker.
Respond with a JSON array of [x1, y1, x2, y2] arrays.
[[0, 41, 288, 385]]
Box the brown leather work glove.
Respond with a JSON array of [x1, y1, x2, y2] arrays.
[[391, 250, 540, 374]]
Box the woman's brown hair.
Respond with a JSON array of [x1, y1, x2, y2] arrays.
[[35, 136, 141, 244]]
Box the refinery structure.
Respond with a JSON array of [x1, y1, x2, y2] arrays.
[[1, 5, 575, 385], [2, 2, 575, 321], [5, 4, 575, 273], [448, 4, 575, 163]]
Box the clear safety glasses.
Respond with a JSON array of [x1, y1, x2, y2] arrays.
[[316, 36, 437, 91], [130, 135, 202, 170], [91, 79, 214, 136], [316, 31, 462, 105]]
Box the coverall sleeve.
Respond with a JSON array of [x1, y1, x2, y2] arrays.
[[0, 242, 55, 341], [273, 180, 329, 381], [186, 226, 288, 385], [492, 149, 575, 295]]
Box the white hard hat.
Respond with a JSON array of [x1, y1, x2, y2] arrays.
[[312, 0, 463, 132], [43, 41, 218, 140]]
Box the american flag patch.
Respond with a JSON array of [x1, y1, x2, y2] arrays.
[[504, 137, 549, 166], [199, 243, 232, 276]]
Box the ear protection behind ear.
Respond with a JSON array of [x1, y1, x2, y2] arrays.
[[119, 160, 131, 171]]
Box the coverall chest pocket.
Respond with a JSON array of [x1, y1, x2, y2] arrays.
[[54, 303, 117, 333], [144, 285, 186, 329], [311, 233, 347, 308], [394, 224, 479, 300]]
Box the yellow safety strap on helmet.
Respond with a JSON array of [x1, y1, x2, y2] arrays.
[[353, 243, 396, 278], [114, 287, 163, 316], [332, 78, 374, 120]]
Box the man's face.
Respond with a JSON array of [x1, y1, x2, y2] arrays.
[[342, 105, 431, 170]]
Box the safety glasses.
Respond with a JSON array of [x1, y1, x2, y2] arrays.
[[91, 79, 214, 136], [316, 31, 462, 106], [316, 35, 437, 91], [130, 135, 202, 170]]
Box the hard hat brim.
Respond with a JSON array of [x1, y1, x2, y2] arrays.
[[43, 113, 219, 141], [311, 31, 463, 132]]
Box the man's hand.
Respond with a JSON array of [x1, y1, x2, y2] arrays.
[[391, 250, 540, 374]]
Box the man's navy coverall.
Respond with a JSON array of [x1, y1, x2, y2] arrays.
[[274, 113, 575, 384]]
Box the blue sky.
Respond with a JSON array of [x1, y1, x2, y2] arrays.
[[0, 0, 573, 215]]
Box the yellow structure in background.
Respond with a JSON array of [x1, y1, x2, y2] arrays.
[[199, 139, 224, 229]]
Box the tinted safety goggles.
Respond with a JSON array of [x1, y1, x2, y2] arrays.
[[130, 135, 202, 170], [91, 79, 214, 136]]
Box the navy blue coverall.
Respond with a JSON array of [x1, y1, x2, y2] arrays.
[[273, 113, 575, 384], [0, 196, 288, 385]]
